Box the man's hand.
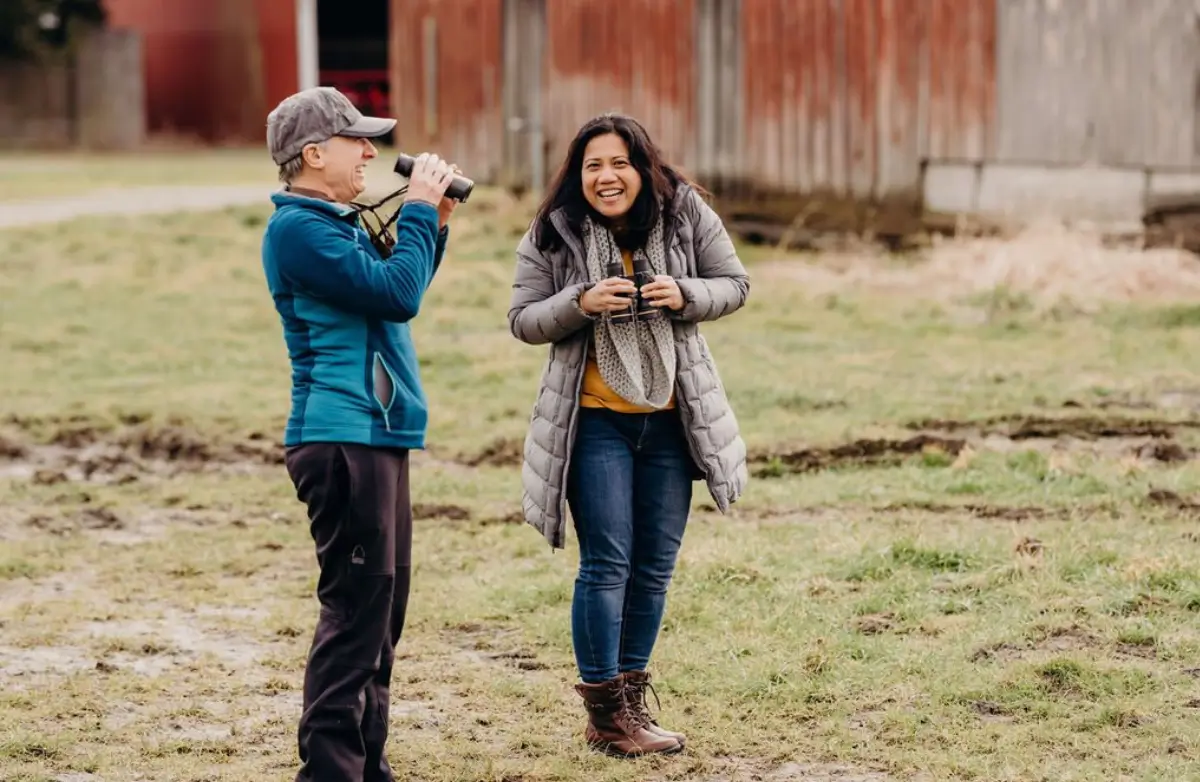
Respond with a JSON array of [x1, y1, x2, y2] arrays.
[[580, 276, 638, 314], [437, 164, 463, 229], [406, 153, 454, 208], [640, 275, 685, 311]]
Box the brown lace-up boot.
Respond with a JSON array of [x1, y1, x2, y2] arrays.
[[574, 677, 683, 757], [621, 670, 687, 746]]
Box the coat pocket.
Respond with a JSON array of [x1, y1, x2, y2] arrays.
[[372, 352, 400, 432]]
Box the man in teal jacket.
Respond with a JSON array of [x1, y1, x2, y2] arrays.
[[260, 86, 460, 782]]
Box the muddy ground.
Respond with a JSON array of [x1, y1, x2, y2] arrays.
[[9, 399, 1196, 478], [4, 400, 1200, 544], [750, 404, 1200, 477]]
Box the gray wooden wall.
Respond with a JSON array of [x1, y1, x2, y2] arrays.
[[994, 0, 1198, 170], [0, 29, 145, 151]]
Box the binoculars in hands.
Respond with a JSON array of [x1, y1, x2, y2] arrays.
[[606, 255, 664, 325], [351, 153, 473, 257], [393, 153, 475, 203]]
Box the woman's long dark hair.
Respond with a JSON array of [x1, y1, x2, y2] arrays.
[[530, 113, 706, 253]]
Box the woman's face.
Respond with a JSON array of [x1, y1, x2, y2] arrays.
[[580, 132, 642, 221]]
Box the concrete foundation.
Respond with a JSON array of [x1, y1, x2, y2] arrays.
[[922, 161, 1152, 232]]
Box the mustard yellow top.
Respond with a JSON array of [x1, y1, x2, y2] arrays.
[[579, 249, 676, 413]]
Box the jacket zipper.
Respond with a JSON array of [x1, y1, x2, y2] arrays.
[[552, 211, 593, 550], [662, 206, 707, 479], [549, 196, 707, 545], [556, 338, 590, 549], [372, 352, 397, 433]]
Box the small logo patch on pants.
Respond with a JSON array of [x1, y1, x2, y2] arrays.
[[350, 545, 366, 566]]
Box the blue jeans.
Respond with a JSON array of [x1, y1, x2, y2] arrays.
[[566, 407, 695, 684]]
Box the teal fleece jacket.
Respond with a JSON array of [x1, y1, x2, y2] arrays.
[[260, 190, 447, 449]]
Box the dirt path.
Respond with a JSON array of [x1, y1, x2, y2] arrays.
[[0, 184, 273, 229]]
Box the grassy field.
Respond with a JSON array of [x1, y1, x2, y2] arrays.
[[3, 181, 1200, 781], [0, 145, 417, 203], [0, 148, 276, 202]]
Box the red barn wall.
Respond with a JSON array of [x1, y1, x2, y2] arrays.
[[541, 0, 698, 177], [103, 0, 297, 143], [389, 0, 504, 181], [738, 0, 995, 200]]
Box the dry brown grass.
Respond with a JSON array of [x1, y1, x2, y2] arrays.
[[760, 220, 1200, 313]]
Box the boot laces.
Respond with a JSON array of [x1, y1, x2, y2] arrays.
[[623, 676, 662, 728]]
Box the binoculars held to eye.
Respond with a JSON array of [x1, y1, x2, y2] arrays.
[[393, 153, 475, 203], [351, 152, 474, 258], [606, 255, 664, 325]]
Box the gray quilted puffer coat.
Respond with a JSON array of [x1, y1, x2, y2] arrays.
[[507, 183, 750, 549]]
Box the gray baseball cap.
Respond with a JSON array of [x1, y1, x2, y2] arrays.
[[266, 86, 396, 165]]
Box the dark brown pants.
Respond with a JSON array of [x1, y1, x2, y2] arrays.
[[284, 443, 413, 782]]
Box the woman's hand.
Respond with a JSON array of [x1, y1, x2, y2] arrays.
[[640, 275, 685, 311], [580, 276, 638, 314]]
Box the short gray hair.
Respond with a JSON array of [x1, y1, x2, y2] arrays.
[[277, 140, 327, 184]]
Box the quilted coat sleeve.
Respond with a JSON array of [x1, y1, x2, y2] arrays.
[[673, 190, 751, 323], [508, 228, 596, 345]]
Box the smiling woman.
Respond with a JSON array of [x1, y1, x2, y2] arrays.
[[581, 133, 643, 220], [507, 112, 752, 758]]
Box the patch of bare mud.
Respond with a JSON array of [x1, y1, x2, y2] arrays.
[[99, 691, 305, 739], [457, 437, 523, 468], [1146, 488, 1200, 514], [750, 435, 965, 477], [412, 502, 472, 521], [0, 643, 182, 689], [1057, 390, 1200, 414], [2, 500, 517, 544], [0, 645, 101, 678], [87, 610, 275, 668], [0, 600, 291, 690], [745, 405, 1200, 478], [852, 613, 898, 635], [0, 570, 93, 616], [442, 622, 556, 675], [411, 503, 524, 526], [1, 505, 235, 543], [902, 413, 1200, 465], [140, 690, 433, 740], [968, 699, 1014, 723], [0, 419, 284, 485], [970, 624, 1106, 663], [909, 412, 1200, 441], [756, 220, 1200, 313], [876, 500, 1061, 521], [0, 416, 525, 486], [713, 503, 1074, 528], [698, 759, 896, 782]]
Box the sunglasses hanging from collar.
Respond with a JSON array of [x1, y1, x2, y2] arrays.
[[350, 184, 409, 257]]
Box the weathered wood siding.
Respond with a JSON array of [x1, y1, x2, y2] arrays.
[[390, 0, 505, 183], [728, 0, 995, 201], [540, 0, 699, 178], [381, 0, 1200, 220], [994, 0, 1198, 169]]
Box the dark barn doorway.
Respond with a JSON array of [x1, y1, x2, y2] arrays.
[[318, 0, 392, 145]]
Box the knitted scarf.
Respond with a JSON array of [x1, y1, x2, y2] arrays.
[[583, 216, 677, 409]]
